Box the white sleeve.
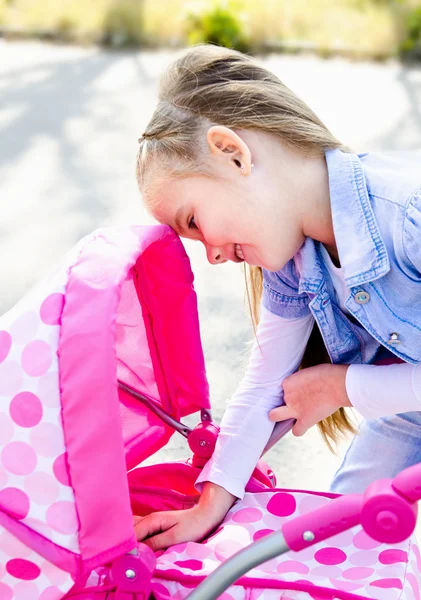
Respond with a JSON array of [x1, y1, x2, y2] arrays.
[[346, 362, 421, 419], [196, 305, 314, 499]]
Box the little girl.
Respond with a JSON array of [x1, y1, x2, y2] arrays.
[[134, 44, 421, 550]]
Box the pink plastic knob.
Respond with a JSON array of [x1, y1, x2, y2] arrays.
[[188, 422, 219, 458], [376, 510, 398, 530], [361, 479, 417, 544], [110, 545, 156, 597]]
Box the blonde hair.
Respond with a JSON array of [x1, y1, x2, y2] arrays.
[[136, 44, 356, 449]]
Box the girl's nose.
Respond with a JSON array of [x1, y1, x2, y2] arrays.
[[205, 244, 225, 265]]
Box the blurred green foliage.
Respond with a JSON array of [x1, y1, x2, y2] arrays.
[[1, 0, 421, 61], [102, 0, 144, 47], [401, 5, 421, 56], [186, 1, 250, 52]]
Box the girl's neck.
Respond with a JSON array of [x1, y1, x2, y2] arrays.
[[300, 155, 340, 267]]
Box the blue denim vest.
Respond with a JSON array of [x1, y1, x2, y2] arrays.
[[262, 149, 421, 365]]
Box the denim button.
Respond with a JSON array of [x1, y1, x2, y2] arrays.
[[388, 332, 401, 345], [354, 290, 370, 304]]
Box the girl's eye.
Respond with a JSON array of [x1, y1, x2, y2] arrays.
[[188, 216, 197, 230]]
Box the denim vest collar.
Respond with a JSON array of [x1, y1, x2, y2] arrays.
[[297, 149, 390, 295]]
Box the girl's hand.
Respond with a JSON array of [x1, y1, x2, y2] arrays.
[[134, 482, 236, 551], [269, 364, 351, 436], [134, 505, 219, 551]]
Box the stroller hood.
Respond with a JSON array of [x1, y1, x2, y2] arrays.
[[0, 225, 210, 591]]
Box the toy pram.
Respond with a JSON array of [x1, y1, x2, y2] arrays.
[[0, 225, 420, 600]]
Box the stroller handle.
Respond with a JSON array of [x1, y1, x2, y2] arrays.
[[185, 530, 290, 600], [186, 463, 421, 600]]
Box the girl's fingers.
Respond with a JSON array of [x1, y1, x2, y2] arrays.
[[133, 515, 143, 526], [134, 512, 175, 542], [269, 405, 295, 422], [291, 420, 308, 437], [142, 528, 178, 552]]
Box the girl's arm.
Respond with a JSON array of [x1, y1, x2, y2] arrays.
[[196, 306, 314, 498], [135, 307, 313, 549], [346, 362, 421, 419]]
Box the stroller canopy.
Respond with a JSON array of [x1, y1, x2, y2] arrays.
[[0, 225, 210, 597]]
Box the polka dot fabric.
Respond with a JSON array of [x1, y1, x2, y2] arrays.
[[0, 523, 74, 599], [152, 490, 421, 599], [0, 246, 84, 560]]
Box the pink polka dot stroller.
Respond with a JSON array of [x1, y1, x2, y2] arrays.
[[1, 225, 420, 600]]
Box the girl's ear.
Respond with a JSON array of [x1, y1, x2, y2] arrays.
[[207, 126, 253, 175]]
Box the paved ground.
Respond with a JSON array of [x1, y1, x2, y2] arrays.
[[1, 40, 421, 494]]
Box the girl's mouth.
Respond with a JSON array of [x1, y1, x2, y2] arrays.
[[234, 244, 245, 261]]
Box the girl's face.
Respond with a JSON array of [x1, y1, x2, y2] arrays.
[[146, 128, 326, 272], [149, 171, 305, 272]]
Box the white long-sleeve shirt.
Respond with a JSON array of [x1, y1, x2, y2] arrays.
[[196, 248, 421, 499], [196, 306, 313, 498]]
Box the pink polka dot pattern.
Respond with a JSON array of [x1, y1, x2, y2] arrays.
[[53, 453, 71, 486], [21, 340, 52, 376], [379, 549, 408, 564], [214, 539, 243, 562], [342, 566, 374, 580], [413, 544, 421, 573], [24, 472, 59, 505], [10, 391, 43, 427], [253, 528, 274, 542], [407, 572, 421, 600], [370, 577, 403, 589], [6, 558, 41, 580], [0, 412, 14, 445], [298, 494, 328, 515], [353, 528, 382, 550], [152, 582, 173, 598], [46, 501, 79, 534], [40, 294, 64, 325], [0, 361, 23, 396], [0, 487, 30, 519], [1, 441, 37, 475], [40, 561, 69, 586], [171, 542, 188, 554], [9, 312, 39, 345], [30, 422, 63, 457], [0, 331, 12, 363], [0, 529, 32, 558], [0, 465, 8, 488], [174, 560, 203, 571], [276, 561, 310, 575], [23, 518, 53, 539], [267, 492, 296, 517], [232, 508, 263, 523], [349, 549, 380, 566], [38, 586, 63, 600], [329, 577, 364, 592], [37, 372, 60, 407], [13, 581, 40, 600], [0, 283, 79, 557], [0, 521, 74, 598], [151, 488, 421, 599], [0, 582, 13, 600], [310, 565, 342, 579], [314, 547, 347, 566], [185, 543, 213, 559]]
